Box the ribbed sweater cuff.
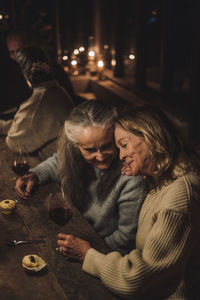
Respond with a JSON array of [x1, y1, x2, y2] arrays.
[[29, 166, 49, 184], [82, 248, 105, 278]]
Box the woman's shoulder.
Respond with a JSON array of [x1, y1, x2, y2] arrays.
[[32, 81, 57, 98], [119, 174, 145, 184], [116, 174, 147, 192], [157, 172, 200, 213], [173, 171, 200, 192], [38, 81, 74, 107]]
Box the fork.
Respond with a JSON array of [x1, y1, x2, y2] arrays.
[[5, 239, 45, 246]]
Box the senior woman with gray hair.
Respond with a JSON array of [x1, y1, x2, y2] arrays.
[[57, 105, 200, 300], [15, 100, 147, 253]]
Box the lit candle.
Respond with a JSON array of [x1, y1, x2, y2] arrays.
[[79, 46, 85, 52], [71, 59, 79, 76], [88, 50, 95, 61], [74, 49, 79, 55], [97, 58, 104, 80]]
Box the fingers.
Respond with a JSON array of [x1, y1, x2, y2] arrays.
[[121, 166, 132, 176], [62, 249, 81, 261], [123, 171, 132, 176], [15, 172, 38, 199], [15, 177, 27, 198], [26, 179, 35, 194], [57, 233, 73, 246], [57, 233, 72, 240], [57, 234, 91, 262], [57, 234, 80, 261], [57, 234, 74, 251]]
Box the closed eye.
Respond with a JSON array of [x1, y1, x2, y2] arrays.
[[85, 148, 96, 153], [120, 144, 127, 149], [100, 142, 114, 151], [84, 142, 114, 153]]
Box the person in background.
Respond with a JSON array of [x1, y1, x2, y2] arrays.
[[6, 30, 79, 108], [0, 31, 32, 113], [56, 105, 200, 300], [6, 30, 28, 60], [0, 46, 74, 160], [15, 101, 148, 254]]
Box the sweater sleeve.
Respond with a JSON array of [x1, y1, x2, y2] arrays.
[[5, 97, 41, 153], [105, 176, 147, 253], [83, 181, 198, 299], [0, 119, 12, 135], [6, 88, 68, 153], [30, 153, 59, 184]]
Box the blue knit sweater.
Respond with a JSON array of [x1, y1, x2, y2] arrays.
[[31, 153, 148, 253]]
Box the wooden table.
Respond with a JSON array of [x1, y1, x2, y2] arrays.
[[0, 137, 120, 300]]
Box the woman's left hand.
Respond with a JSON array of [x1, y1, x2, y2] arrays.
[[121, 162, 133, 176], [57, 233, 91, 262]]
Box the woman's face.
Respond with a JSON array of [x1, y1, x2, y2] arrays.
[[115, 125, 153, 176], [78, 127, 117, 169]]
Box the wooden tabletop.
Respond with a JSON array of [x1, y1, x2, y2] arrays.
[[0, 137, 119, 300]]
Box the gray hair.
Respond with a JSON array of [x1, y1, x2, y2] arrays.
[[64, 100, 118, 144], [57, 100, 120, 211]]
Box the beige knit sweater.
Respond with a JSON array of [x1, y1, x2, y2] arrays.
[[83, 172, 200, 300], [1, 80, 74, 160]]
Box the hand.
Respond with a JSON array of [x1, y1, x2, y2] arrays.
[[15, 172, 39, 199], [57, 233, 91, 262], [122, 163, 147, 179], [121, 162, 133, 176]]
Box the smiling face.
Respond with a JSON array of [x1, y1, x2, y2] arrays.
[[78, 127, 117, 169], [115, 125, 153, 176]]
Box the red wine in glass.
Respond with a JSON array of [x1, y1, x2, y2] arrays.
[[11, 161, 30, 176], [10, 147, 30, 176], [48, 192, 73, 227], [49, 207, 73, 226]]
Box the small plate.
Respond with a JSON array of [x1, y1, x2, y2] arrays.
[[22, 255, 47, 272], [0, 199, 16, 214]]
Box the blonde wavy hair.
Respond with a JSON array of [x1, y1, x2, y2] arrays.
[[115, 105, 200, 188]]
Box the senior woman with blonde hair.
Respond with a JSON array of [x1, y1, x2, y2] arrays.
[[57, 105, 200, 300]]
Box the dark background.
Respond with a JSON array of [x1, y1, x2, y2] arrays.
[[1, 0, 200, 141]]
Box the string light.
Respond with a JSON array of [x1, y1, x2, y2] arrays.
[[74, 49, 79, 55], [88, 50, 95, 58], [79, 46, 85, 52], [62, 55, 68, 61], [97, 60, 104, 68], [71, 59, 77, 66], [129, 54, 135, 60]]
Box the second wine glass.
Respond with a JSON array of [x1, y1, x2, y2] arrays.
[[48, 192, 73, 227]]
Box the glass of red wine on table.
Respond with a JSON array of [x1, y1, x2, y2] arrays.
[[48, 192, 73, 255], [10, 148, 31, 203], [10, 148, 30, 177], [48, 192, 73, 226]]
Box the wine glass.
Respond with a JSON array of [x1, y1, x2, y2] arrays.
[[10, 147, 30, 176], [48, 192, 73, 227], [47, 192, 73, 258]]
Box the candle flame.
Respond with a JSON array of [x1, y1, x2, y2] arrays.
[[88, 51, 95, 57], [97, 60, 104, 68], [71, 60, 77, 66]]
